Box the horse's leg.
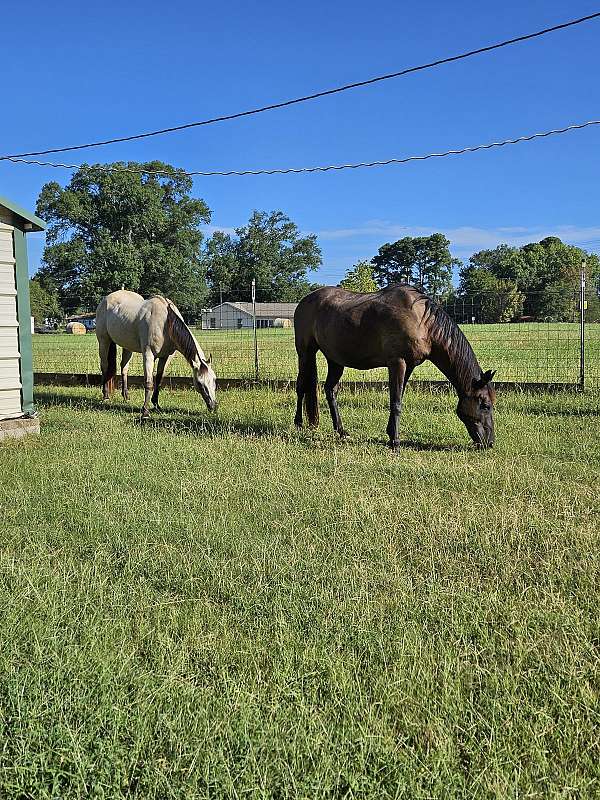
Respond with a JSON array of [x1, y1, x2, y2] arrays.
[[387, 359, 407, 451], [151, 355, 171, 411], [324, 359, 346, 437], [295, 346, 319, 428], [121, 349, 133, 401], [98, 336, 116, 401], [294, 351, 306, 428], [141, 348, 155, 420]]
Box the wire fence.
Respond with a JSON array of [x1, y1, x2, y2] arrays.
[[32, 284, 600, 389]]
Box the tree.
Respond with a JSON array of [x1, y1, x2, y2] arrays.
[[461, 238, 600, 321], [339, 260, 377, 293], [456, 267, 524, 322], [202, 210, 322, 302], [29, 278, 61, 325], [35, 162, 211, 315], [371, 234, 458, 298]]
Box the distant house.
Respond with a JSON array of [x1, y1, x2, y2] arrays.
[[65, 312, 96, 331], [200, 302, 297, 330]]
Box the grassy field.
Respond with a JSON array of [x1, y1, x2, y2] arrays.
[[32, 322, 600, 385], [1, 384, 599, 798]]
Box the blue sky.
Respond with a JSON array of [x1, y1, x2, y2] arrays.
[[1, 0, 599, 285]]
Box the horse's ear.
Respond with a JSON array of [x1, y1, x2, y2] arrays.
[[472, 369, 496, 390]]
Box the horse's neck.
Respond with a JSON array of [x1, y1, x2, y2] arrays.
[[167, 306, 201, 367], [429, 339, 480, 397]]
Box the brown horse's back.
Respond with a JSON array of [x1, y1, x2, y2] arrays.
[[294, 285, 431, 369]]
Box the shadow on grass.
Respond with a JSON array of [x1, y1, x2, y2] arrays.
[[141, 415, 283, 441], [366, 436, 465, 452], [35, 388, 296, 442], [35, 388, 466, 450]]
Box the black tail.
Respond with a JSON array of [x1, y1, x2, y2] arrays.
[[303, 349, 319, 427], [105, 340, 117, 395]]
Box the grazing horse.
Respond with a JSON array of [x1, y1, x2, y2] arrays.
[[95, 290, 217, 419], [294, 285, 496, 449]]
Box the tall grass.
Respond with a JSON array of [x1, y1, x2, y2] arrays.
[[1, 385, 599, 798]]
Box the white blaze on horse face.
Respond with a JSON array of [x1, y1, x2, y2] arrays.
[[192, 356, 217, 411]]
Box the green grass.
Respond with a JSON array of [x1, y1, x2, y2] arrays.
[[1, 384, 599, 798], [32, 322, 600, 385]]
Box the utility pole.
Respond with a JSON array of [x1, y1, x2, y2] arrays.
[[252, 279, 259, 380], [579, 260, 586, 390]]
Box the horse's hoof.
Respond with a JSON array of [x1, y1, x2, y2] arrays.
[[388, 439, 400, 452], [338, 429, 348, 439], [152, 404, 162, 412]]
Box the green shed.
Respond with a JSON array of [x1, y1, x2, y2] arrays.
[[0, 194, 45, 441]]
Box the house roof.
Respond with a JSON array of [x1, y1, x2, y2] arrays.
[[209, 301, 298, 318], [0, 194, 46, 232]]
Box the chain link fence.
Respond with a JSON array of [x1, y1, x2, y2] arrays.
[[33, 283, 600, 389]]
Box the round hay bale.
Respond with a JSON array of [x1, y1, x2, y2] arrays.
[[66, 321, 87, 335], [273, 318, 292, 328]]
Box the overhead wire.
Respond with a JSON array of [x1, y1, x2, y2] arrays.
[[4, 119, 600, 177], [1, 11, 599, 160]]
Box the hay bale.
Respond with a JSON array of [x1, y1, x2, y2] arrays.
[[273, 318, 292, 328], [66, 321, 87, 335]]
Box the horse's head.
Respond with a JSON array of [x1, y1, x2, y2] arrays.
[[457, 369, 496, 448], [192, 352, 217, 412]]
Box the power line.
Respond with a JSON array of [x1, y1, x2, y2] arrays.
[[5, 118, 600, 177], [2, 11, 600, 161]]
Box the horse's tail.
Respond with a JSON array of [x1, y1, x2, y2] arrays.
[[303, 349, 319, 427]]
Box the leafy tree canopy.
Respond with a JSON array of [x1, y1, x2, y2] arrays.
[[460, 237, 600, 321], [371, 234, 458, 298], [35, 162, 211, 315], [29, 278, 61, 324], [202, 210, 322, 303], [339, 260, 378, 293]]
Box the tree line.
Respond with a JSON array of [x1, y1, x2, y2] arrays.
[[29, 160, 599, 325], [30, 162, 322, 322], [340, 234, 600, 323]]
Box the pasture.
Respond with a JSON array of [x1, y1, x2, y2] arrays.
[[1, 383, 599, 798], [32, 322, 600, 385]]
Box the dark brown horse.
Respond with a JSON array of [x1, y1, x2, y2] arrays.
[[294, 285, 496, 449]]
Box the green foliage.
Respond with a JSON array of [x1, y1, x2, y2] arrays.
[[339, 260, 378, 293], [461, 238, 600, 322], [202, 210, 322, 303], [28, 278, 62, 324], [35, 163, 211, 315], [371, 234, 458, 298], [457, 267, 525, 323]]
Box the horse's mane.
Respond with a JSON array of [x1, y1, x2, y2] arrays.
[[413, 288, 480, 388], [165, 301, 201, 366]]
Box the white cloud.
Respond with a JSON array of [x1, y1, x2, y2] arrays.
[[314, 221, 600, 255]]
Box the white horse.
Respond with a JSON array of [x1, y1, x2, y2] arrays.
[[95, 290, 217, 419]]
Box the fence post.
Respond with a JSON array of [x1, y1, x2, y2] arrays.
[[252, 279, 259, 380], [579, 262, 586, 390]]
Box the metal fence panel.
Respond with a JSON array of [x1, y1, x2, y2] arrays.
[[32, 284, 600, 388]]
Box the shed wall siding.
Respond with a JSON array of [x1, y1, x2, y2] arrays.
[[0, 223, 22, 419]]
